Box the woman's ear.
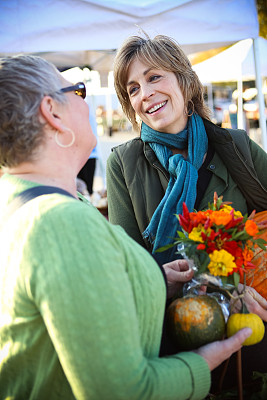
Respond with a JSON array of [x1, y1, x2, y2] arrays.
[[40, 96, 64, 132]]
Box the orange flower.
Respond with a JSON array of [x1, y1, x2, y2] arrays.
[[189, 211, 208, 226], [209, 211, 232, 226], [242, 246, 254, 265], [245, 220, 259, 236]]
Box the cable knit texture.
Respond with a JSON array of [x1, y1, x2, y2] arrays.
[[0, 174, 210, 400]]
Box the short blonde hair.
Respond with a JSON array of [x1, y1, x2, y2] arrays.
[[113, 34, 211, 131]]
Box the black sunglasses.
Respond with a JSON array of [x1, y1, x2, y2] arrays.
[[60, 82, 86, 99]]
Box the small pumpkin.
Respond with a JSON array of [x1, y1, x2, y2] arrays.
[[227, 312, 265, 346], [240, 211, 267, 300], [166, 295, 226, 351]]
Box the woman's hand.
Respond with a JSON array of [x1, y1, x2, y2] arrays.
[[194, 327, 252, 371], [162, 259, 194, 298], [231, 284, 267, 322]]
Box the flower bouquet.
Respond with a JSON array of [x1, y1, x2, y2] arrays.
[[161, 193, 267, 352], [175, 193, 266, 298]]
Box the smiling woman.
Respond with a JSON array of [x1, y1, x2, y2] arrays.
[[126, 59, 187, 134], [107, 33, 267, 262], [106, 33, 267, 394]]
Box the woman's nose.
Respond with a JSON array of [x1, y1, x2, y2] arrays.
[[141, 84, 154, 101]]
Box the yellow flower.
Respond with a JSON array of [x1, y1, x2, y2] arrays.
[[221, 205, 243, 219], [188, 225, 205, 242], [234, 210, 243, 218], [220, 205, 233, 213], [208, 249, 236, 276]]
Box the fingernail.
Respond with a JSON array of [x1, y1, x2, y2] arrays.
[[243, 327, 253, 336]]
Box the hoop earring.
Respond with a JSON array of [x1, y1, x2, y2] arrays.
[[187, 100, 194, 117], [55, 128, 75, 148]]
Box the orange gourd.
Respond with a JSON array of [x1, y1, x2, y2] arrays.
[[241, 211, 267, 299]]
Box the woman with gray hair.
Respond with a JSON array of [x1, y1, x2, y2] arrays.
[[0, 54, 252, 400]]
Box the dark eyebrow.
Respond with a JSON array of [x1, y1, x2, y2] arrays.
[[126, 67, 153, 87]]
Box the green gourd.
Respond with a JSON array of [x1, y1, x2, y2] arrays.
[[166, 295, 226, 350]]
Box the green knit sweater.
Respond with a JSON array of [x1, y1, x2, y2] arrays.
[[0, 174, 210, 400]]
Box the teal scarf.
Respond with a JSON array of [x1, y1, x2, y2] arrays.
[[141, 113, 208, 264]]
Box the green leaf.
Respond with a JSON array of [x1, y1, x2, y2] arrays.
[[231, 231, 250, 241], [257, 242, 267, 251], [155, 243, 176, 252], [233, 272, 240, 287], [254, 238, 267, 250], [177, 231, 187, 239], [197, 256, 210, 274], [220, 276, 228, 286], [221, 274, 239, 289]]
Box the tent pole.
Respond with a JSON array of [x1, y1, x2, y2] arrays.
[[105, 72, 113, 137], [253, 37, 267, 151], [207, 83, 214, 112], [237, 71, 243, 130]]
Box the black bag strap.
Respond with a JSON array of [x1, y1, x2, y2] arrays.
[[1, 185, 75, 225]]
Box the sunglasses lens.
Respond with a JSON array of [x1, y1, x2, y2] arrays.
[[60, 83, 86, 99], [75, 89, 83, 98], [75, 86, 86, 99]]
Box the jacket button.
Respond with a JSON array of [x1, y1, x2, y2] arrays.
[[209, 164, 216, 170]]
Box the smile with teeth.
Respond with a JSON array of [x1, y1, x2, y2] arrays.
[[147, 101, 167, 114]]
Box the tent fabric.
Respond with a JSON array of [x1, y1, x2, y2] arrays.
[[0, 0, 259, 72], [193, 38, 267, 83]]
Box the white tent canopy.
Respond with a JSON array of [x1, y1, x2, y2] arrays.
[[0, 0, 260, 72], [193, 37, 267, 83], [0, 0, 265, 148]]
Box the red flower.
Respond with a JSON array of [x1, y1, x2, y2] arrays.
[[197, 244, 206, 250], [179, 203, 193, 232], [232, 262, 256, 279]]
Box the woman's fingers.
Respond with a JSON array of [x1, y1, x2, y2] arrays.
[[195, 328, 252, 371], [166, 267, 194, 283], [162, 260, 194, 298], [163, 259, 190, 272], [244, 289, 267, 321], [231, 285, 267, 321]]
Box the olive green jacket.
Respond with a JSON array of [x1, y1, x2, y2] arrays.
[[106, 120, 267, 252]]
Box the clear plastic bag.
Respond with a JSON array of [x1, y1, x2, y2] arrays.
[[178, 243, 233, 321]]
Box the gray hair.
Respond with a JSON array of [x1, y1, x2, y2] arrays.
[[0, 54, 67, 167], [113, 34, 211, 131]]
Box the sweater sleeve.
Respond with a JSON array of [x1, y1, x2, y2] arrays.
[[26, 199, 210, 400], [106, 150, 147, 248]]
